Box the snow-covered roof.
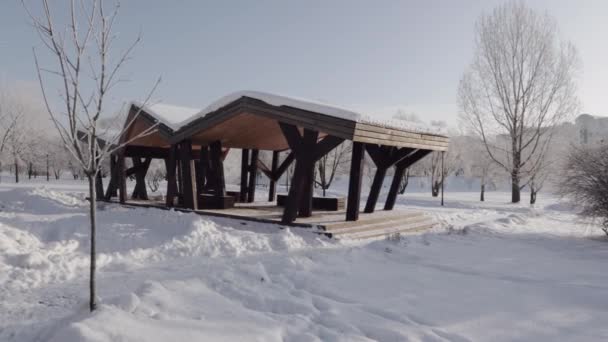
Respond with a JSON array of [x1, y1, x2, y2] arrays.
[[137, 91, 446, 136]]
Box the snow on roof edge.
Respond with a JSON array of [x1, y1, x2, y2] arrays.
[[131, 91, 448, 137]]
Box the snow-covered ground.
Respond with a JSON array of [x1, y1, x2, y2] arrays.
[[0, 180, 607, 341]]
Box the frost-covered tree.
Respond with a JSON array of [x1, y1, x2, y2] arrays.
[[559, 144, 608, 235], [24, 0, 159, 311], [458, 1, 579, 203], [315, 141, 350, 196]]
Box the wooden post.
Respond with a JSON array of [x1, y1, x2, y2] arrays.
[[441, 151, 445, 206], [364, 167, 388, 213], [364, 145, 414, 213], [210, 140, 226, 197], [282, 128, 318, 223], [165, 145, 178, 207], [268, 151, 279, 202], [346, 142, 364, 221], [384, 149, 432, 210], [105, 154, 118, 200], [131, 157, 151, 200], [178, 140, 197, 210], [117, 152, 126, 204], [240, 149, 249, 202], [247, 149, 259, 203]]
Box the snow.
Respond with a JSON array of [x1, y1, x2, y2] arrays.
[[1, 180, 607, 341], [137, 91, 447, 136]]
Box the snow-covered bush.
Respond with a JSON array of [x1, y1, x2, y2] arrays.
[[559, 144, 608, 235]]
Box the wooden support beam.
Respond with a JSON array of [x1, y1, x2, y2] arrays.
[[268, 151, 279, 202], [131, 157, 151, 200], [200, 145, 213, 192], [275, 152, 295, 180], [210, 140, 226, 198], [247, 149, 259, 203], [314, 135, 344, 161], [118, 151, 127, 204], [105, 154, 118, 200], [240, 149, 249, 202], [384, 149, 432, 211], [281, 127, 319, 223], [178, 140, 197, 210], [346, 142, 364, 221], [363, 145, 415, 213], [165, 145, 179, 207]]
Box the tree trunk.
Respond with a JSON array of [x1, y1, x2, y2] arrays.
[[87, 174, 97, 312], [322, 186, 326, 197], [511, 173, 521, 203], [480, 183, 485, 202], [530, 189, 537, 205], [46, 154, 50, 181], [431, 180, 440, 197], [14, 158, 19, 183]]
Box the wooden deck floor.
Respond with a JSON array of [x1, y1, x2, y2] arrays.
[[114, 199, 435, 239]]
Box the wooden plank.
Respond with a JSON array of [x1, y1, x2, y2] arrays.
[[355, 122, 449, 142], [353, 135, 448, 151]]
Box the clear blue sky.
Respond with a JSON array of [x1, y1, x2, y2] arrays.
[[1, 0, 605, 126]]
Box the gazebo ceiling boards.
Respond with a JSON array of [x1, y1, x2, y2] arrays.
[[110, 90, 449, 225]]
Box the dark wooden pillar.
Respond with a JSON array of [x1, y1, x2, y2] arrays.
[[279, 123, 343, 224], [365, 168, 388, 213], [118, 151, 127, 204], [240, 149, 250, 202], [384, 149, 431, 210], [131, 157, 151, 200], [364, 145, 414, 213], [346, 142, 364, 221], [268, 151, 279, 202], [199, 145, 212, 192], [247, 149, 259, 203], [105, 154, 118, 200], [384, 165, 406, 211], [165, 144, 178, 207], [210, 140, 226, 197], [178, 140, 197, 210]]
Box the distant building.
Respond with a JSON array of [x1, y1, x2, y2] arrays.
[[575, 114, 608, 145]]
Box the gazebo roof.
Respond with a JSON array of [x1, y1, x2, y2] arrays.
[[122, 90, 449, 151]]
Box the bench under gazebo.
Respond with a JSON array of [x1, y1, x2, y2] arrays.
[[105, 91, 449, 238]]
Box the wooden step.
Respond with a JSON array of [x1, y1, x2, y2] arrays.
[[328, 215, 431, 235], [322, 211, 425, 231], [338, 221, 436, 240]]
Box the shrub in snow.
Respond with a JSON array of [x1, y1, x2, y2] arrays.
[[559, 144, 608, 235]]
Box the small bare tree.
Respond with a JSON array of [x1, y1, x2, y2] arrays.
[[559, 144, 608, 235], [425, 151, 459, 197], [0, 91, 22, 180], [458, 1, 579, 203], [315, 141, 351, 196], [24, 0, 159, 311]]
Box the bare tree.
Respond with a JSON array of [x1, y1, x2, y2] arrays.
[[424, 151, 459, 197], [559, 144, 608, 235], [24, 0, 159, 311], [315, 141, 351, 197], [458, 1, 579, 203], [0, 91, 23, 180]]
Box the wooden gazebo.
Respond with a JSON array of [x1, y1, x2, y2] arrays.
[[105, 91, 448, 226]]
